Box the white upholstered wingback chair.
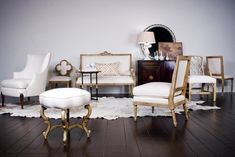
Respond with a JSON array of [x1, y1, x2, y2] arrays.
[[133, 56, 191, 127], [1, 53, 51, 109], [188, 56, 216, 101]]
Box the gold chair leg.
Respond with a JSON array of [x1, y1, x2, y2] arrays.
[[133, 103, 137, 121], [171, 110, 177, 127]]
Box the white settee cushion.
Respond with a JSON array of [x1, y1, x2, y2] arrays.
[[133, 82, 172, 98], [39, 88, 91, 109], [1, 79, 31, 89], [188, 75, 216, 84], [77, 75, 134, 85]]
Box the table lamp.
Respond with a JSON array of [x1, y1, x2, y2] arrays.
[[137, 31, 156, 60]]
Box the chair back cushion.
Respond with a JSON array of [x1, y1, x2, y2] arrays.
[[190, 56, 204, 75], [19, 53, 51, 79], [171, 56, 191, 96], [55, 59, 72, 76], [206, 56, 223, 76], [24, 54, 45, 78]]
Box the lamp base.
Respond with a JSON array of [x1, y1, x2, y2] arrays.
[[144, 55, 151, 60]]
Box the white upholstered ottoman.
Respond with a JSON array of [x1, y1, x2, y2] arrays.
[[39, 88, 92, 144]]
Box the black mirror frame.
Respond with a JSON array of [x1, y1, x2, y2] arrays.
[[144, 24, 176, 57]]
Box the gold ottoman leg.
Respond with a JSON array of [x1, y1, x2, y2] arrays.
[[82, 104, 92, 137], [40, 106, 63, 140], [69, 104, 92, 138], [61, 109, 69, 145], [40, 106, 51, 139]]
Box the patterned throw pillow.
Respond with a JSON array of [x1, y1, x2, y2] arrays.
[[95, 62, 120, 76]]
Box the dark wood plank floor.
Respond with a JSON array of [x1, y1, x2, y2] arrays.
[[0, 93, 235, 157]]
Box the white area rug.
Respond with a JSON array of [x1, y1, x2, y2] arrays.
[[0, 97, 220, 120]]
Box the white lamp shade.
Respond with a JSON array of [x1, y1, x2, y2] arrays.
[[138, 31, 156, 44]]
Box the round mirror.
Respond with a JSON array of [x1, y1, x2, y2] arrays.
[[145, 24, 176, 57]]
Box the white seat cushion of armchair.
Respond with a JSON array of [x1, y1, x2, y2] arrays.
[[188, 75, 216, 84], [77, 75, 134, 85], [49, 76, 71, 82], [133, 95, 185, 105], [39, 88, 91, 109], [133, 82, 172, 98], [1, 79, 31, 89]]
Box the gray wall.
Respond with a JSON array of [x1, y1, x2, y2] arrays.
[[0, 0, 235, 92]]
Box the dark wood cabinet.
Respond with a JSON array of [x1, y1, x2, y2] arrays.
[[137, 60, 175, 85]]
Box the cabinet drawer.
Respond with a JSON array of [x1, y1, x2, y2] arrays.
[[137, 60, 175, 85]]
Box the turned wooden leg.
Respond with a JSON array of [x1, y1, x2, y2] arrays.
[[134, 103, 137, 121], [231, 78, 233, 93], [189, 83, 192, 102], [183, 102, 189, 120], [20, 94, 24, 109], [1, 92, 4, 107], [213, 82, 217, 102], [152, 106, 154, 113], [171, 110, 177, 127], [222, 79, 224, 95]]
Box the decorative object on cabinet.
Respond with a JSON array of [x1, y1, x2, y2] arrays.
[[76, 51, 135, 96], [133, 56, 191, 127], [144, 24, 176, 57], [1, 53, 51, 109], [188, 56, 216, 102], [137, 31, 156, 60], [206, 56, 233, 94], [158, 42, 183, 60], [49, 60, 73, 88], [137, 60, 175, 85]]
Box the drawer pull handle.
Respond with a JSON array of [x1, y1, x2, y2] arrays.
[[149, 75, 154, 80]]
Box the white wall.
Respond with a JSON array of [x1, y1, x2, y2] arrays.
[[0, 0, 235, 93]]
